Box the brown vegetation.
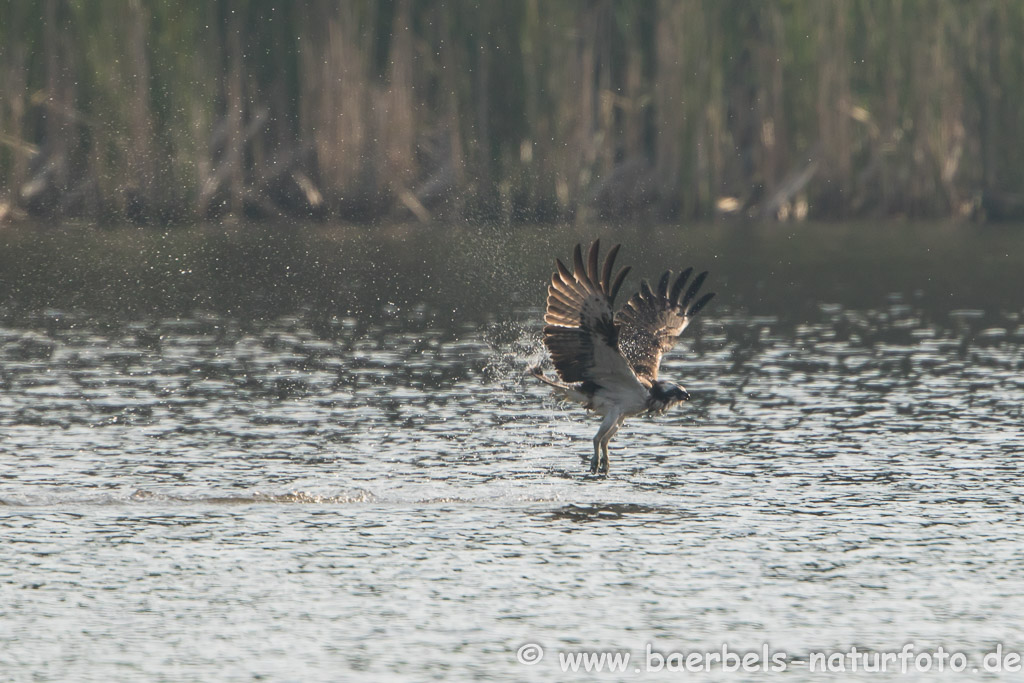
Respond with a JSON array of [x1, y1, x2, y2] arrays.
[[1, 0, 1022, 224]]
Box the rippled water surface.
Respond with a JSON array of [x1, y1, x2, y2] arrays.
[[2, 222, 1024, 681]]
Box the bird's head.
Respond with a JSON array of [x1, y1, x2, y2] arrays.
[[650, 380, 690, 412]]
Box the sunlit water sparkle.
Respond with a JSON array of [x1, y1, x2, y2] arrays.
[[3, 223, 1024, 681]]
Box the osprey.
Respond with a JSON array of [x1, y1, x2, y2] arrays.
[[530, 240, 715, 474]]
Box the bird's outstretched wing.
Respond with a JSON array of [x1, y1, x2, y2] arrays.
[[543, 240, 637, 388], [614, 266, 715, 382]]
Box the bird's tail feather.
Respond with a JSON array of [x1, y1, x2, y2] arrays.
[[527, 366, 567, 389], [528, 366, 592, 408]]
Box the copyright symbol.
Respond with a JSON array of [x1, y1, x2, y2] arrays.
[[517, 643, 544, 665]]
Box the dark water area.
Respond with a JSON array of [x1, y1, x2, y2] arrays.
[[2, 221, 1024, 681], [3, 220, 1024, 323]]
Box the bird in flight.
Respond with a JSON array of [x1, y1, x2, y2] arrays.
[[530, 240, 714, 475]]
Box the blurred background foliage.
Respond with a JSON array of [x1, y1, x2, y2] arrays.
[[1, 0, 1023, 225]]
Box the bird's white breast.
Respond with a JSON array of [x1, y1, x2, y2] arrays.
[[590, 378, 649, 418]]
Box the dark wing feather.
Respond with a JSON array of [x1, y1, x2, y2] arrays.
[[543, 240, 638, 387], [614, 266, 715, 382]]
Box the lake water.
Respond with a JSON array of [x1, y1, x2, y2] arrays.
[[2, 221, 1024, 681]]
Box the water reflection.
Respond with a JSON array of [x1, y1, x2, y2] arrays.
[[3, 300, 1022, 507], [2, 223, 1024, 681]]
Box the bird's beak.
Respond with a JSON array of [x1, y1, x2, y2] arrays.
[[680, 389, 690, 401]]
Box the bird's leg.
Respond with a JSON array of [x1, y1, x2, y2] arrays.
[[600, 415, 626, 474], [592, 413, 624, 475], [591, 413, 619, 475], [599, 434, 612, 474], [590, 434, 602, 474]]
